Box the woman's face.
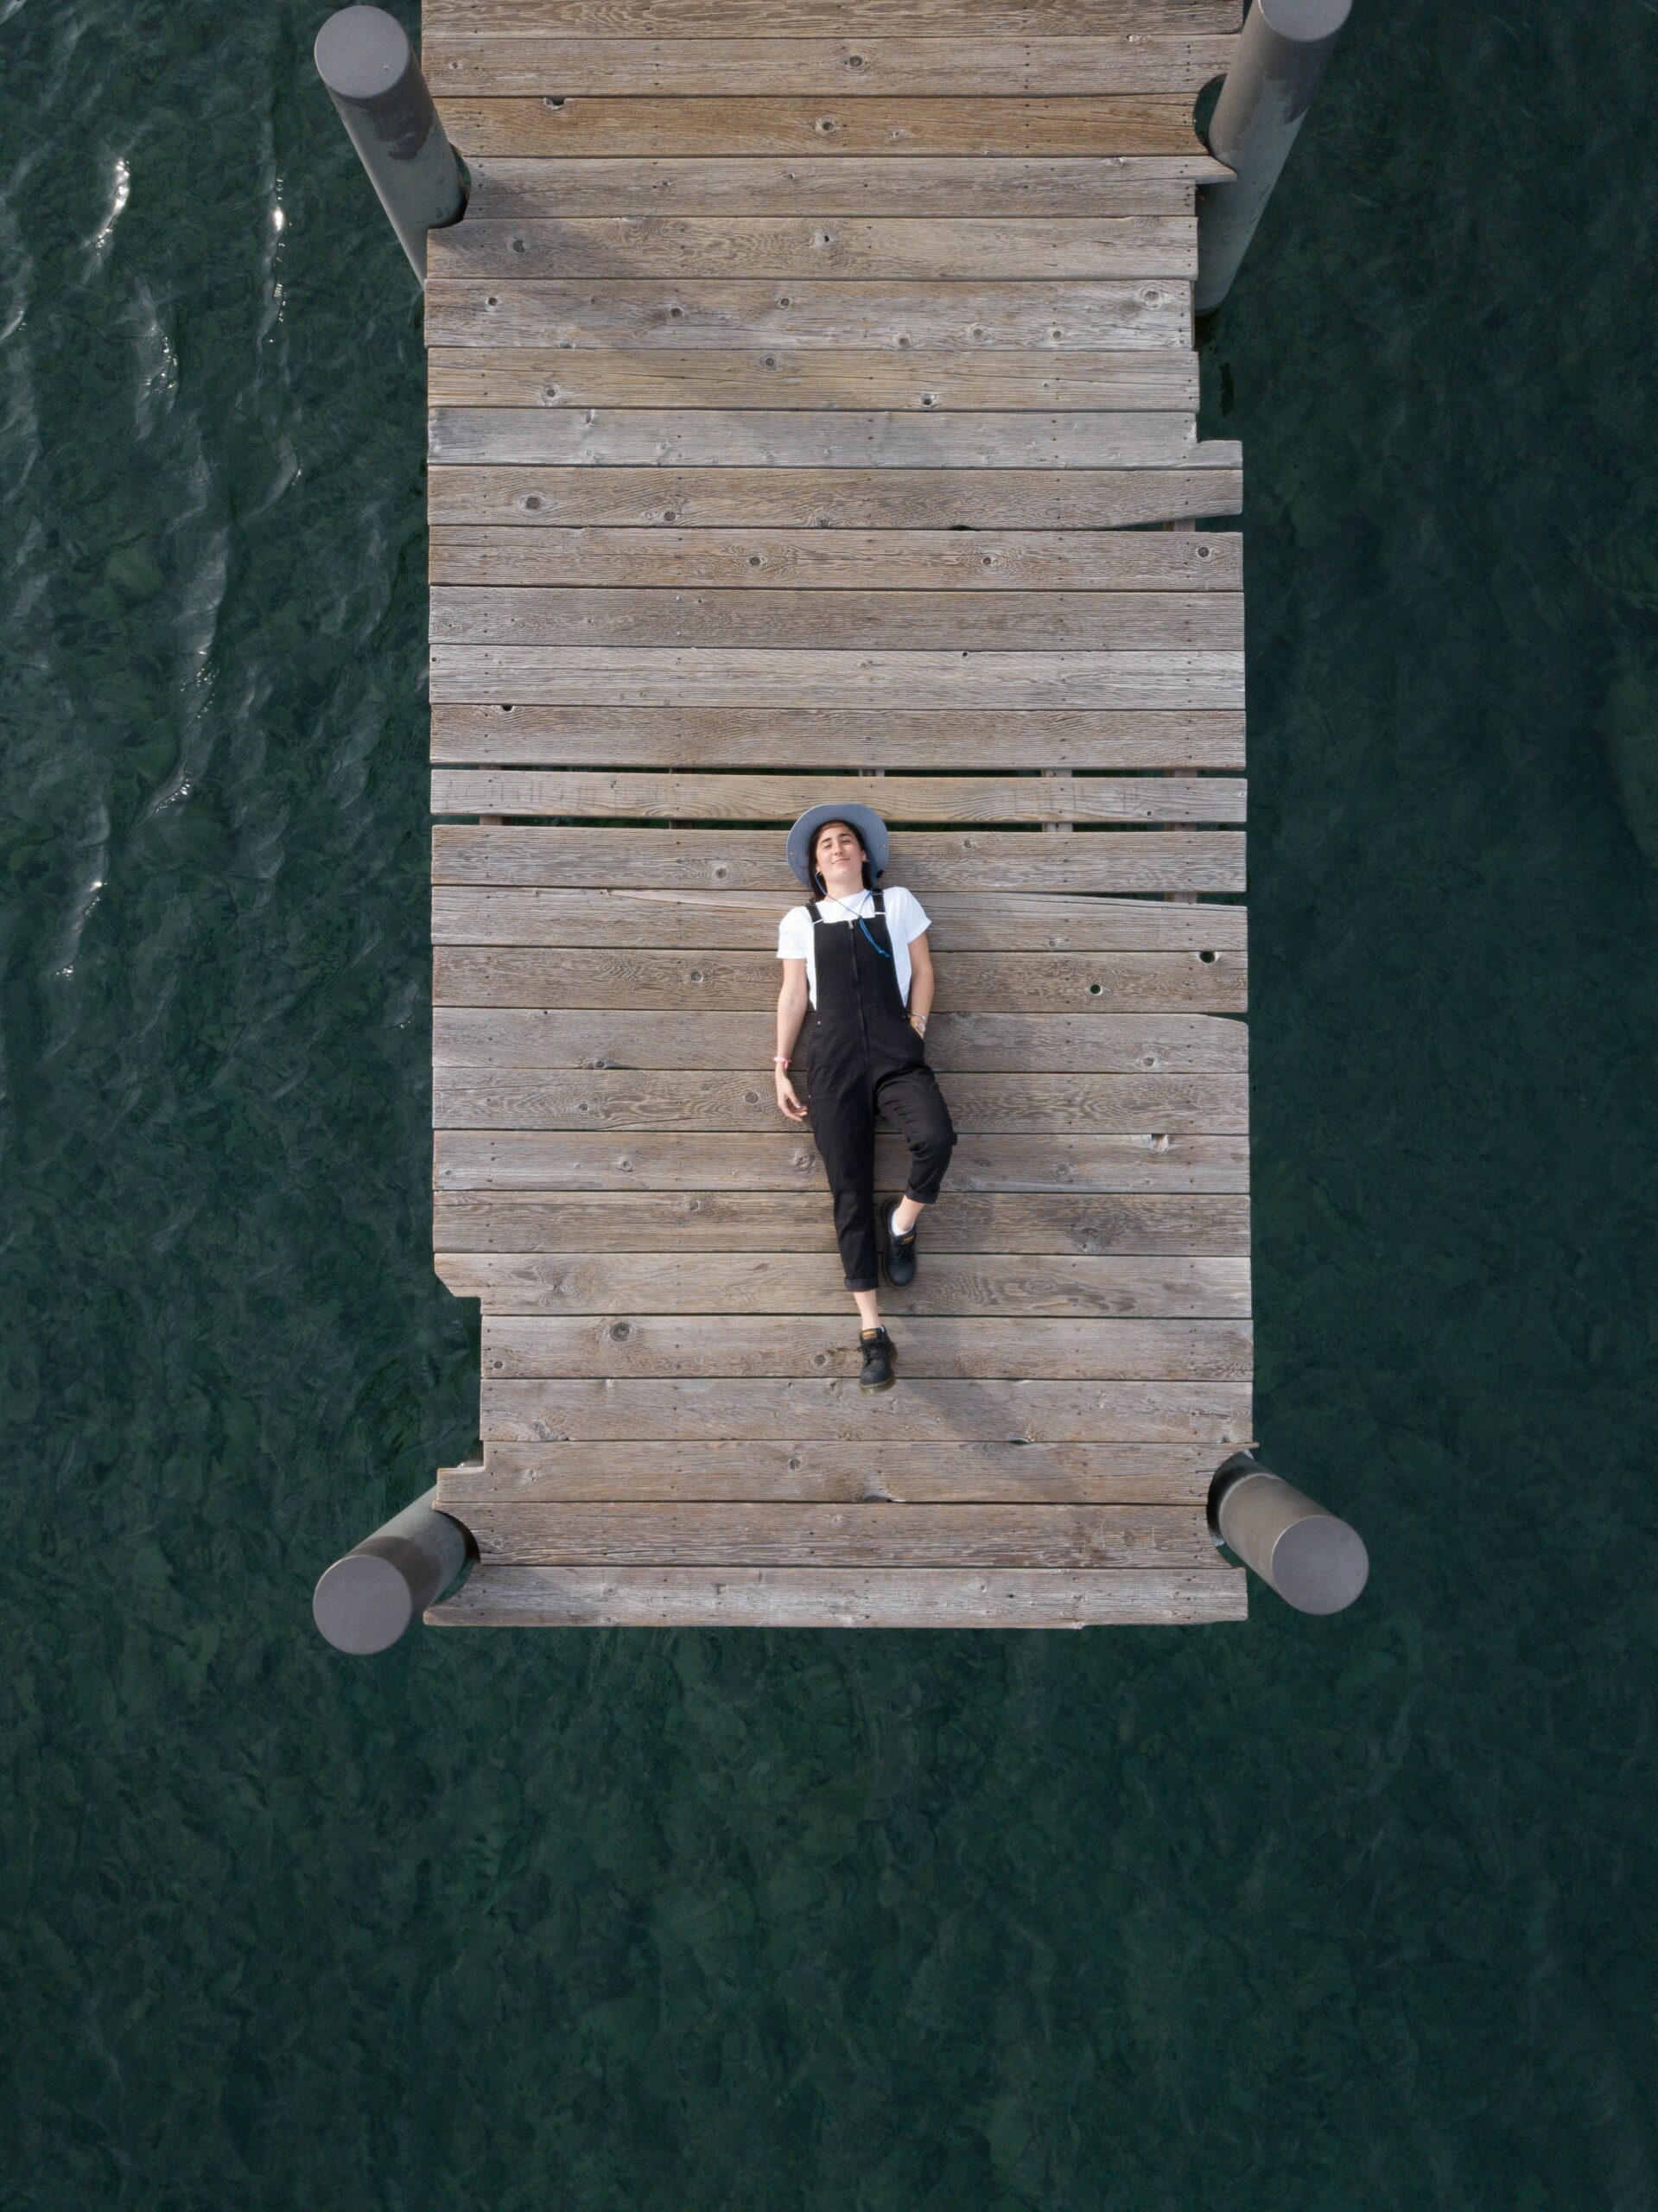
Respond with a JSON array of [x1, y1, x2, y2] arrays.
[[813, 822, 865, 887]]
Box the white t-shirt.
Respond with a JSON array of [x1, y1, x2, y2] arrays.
[[777, 886, 932, 1010]]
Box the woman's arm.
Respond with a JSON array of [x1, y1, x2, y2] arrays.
[[907, 930, 936, 1035], [776, 959, 810, 1121]]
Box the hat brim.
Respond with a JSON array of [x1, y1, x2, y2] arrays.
[[785, 803, 892, 889]]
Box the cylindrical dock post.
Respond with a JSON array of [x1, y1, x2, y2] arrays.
[[314, 6, 466, 281], [1209, 1451, 1369, 1614], [313, 1486, 470, 1653], [1196, 0, 1353, 315]]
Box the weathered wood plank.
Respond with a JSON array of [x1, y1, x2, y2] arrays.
[[432, 216, 1196, 283], [431, 648, 1244, 710], [432, 944, 1246, 1013], [429, 593, 1241, 658], [431, 769, 1243, 825], [435, 1189, 1249, 1255], [457, 157, 1230, 220], [424, 1562, 1247, 1630], [481, 1374, 1253, 1442], [424, 278, 1189, 350], [483, 1313, 1251, 1379], [429, 464, 1242, 529], [435, 1129, 1249, 1192], [431, 825, 1246, 893], [429, 886, 1248, 948], [429, 410, 1229, 470], [423, 36, 1236, 99], [445, 1440, 1221, 1502], [432, 1068, 1251, 1133], [435, 1250, 1251, 1316], [422, 0, 1242, 38], [427, 348, 1203, 411], [433, 1007, 1247, 1071], [429, 530, 1238, 596], [461, 1499, 1217, 1567], [435, 96, 1210, 161]]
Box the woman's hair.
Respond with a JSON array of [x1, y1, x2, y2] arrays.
[[811, 818, 873, 895]]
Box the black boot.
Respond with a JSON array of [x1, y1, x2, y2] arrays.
[[883, 1204, 918, 1288], [859, 1325, 895, 1392]]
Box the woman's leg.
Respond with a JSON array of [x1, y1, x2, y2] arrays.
[[807, 1075, 881, 1297], [877, 1065, 956, 1225]]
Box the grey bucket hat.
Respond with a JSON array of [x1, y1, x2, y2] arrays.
[[786, 802, 891, 889]]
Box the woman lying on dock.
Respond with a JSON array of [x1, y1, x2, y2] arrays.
[[774, 805, 957, 1392]]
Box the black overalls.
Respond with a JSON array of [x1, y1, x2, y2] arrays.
[[804, 890, 956, 1292]]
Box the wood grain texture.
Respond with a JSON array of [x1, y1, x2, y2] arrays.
[[424, 1563, 1246, 1630], [431, 1068, 1250, 1133], [431, 825, 1247, 893], [435, 1129, 1249, 1192], [422, 0, 1243, 37], [481, 1374, 1253, 1441], [458, 156, 1229, 220], [430, 215, 1197, 282], [445, 1440, 1222, 1502], [429, 528, 1238, 594], [433, 1250, 1250, 1316], [431, 944, 1247, 1012], [424, 277, 1189, 350], [428, 410, 1229, 469], [428, 464, 1242, 528], [461, 1499, 1217, 1566], [429, 589, 1241, 655], [431, 647, 1244, 710], [435, 96, 1210, 161], [429, 886, 1249, 948], [422, 35, 1236, 98], [482, 1313, 1251, 1379], [426, 346, 1203, 411], [432, 768, 1243, 825], [433, 1007, 1247, 1071], [435, 1189, 1249, 1253]]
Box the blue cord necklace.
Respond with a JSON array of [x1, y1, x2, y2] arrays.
[[818, 888, 894, 960]]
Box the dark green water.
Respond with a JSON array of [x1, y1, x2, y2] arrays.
[[5, 3, 1658, 2204]]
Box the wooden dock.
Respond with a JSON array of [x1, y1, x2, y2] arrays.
[[421, 0, 1253, 1630]]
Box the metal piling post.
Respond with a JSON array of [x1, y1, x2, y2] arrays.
[[1196, 0, 1353, 315], [314, 5, 466, 281], [1209, 1451, 1369, 1614], [313, 1486, 471, 1653]]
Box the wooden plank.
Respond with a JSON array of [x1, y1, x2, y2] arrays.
[[424, 1563, 1247, 1630], [435, 1129, 1250, 1192], [422, 0, 1243, 39], [431, 649, 1244, 711], [431, 825, 1246, 893], [435, 1188, 1249, 1253], [435, 96, 1210, 161], [430, 215, 1197, 282], [429, 410, 1228, 469], [429, 528, 1238, 593], [431, 768, 1243, 825], [429, 465, 1242, 529], [432, 944, 1246, 1012], [431, 1069, 1251, 1133], [434, 1250, 1251, 1316], [423, 36, 1237, 99], [429, 885, 1249, 948], [457, 156, 1231, 220], [429, 589, 1241, 652], [444, 1440, 1220, 1502], [460, 1500, 1217, 1567], [423, 278, 1190, 350], [481, 1374, 1252, 1441], [433, 1007, 1247, 1071], [483, 1313, 1250, 1379]]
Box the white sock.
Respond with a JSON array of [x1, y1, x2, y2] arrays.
[[890, 1204, 911, 1238]]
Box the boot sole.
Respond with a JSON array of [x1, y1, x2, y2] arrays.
[[860, 1372, 897, 1392]]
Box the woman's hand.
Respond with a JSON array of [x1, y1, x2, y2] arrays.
[[776, 1071, 808, 1122]]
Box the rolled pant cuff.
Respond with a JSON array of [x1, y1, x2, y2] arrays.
[[901, 1187, 937, 1207], [843, 1274, 879, 1293]]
